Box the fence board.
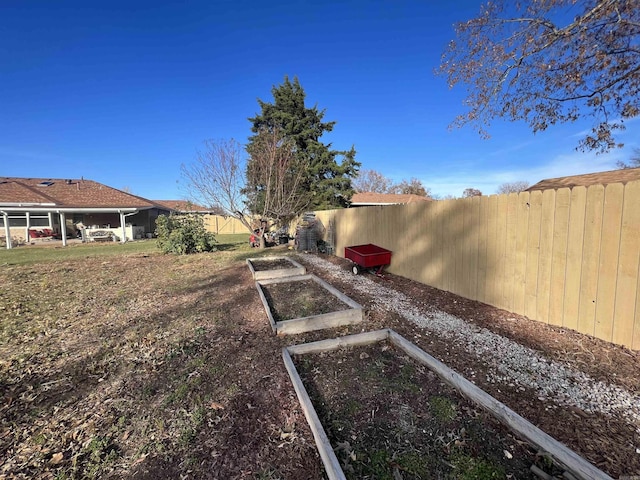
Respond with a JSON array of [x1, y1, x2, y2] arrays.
[[420, 202, 438, 285], [548, 188, 571, 327], [495, 195, 508, 309], [613, 181, 640, 347], [406, 203, 428, 281], [467, 196, 480, 301], [432, 201, 444, 286], [460, 199, 471, 299], [512, 192, 529, 316], [443, 200, 456, 293], [454, 202, 466, 297], [594, 184, 623, 342], [485, 196, 499, 306], [380, 205, 396, 250], [536, 189, 556, 324], [503, 193, 519, 311], [476, 196, 489, 303], [563, 187, 587, 331], [525, 191, 543, 319], [578, 185, 605, 336]]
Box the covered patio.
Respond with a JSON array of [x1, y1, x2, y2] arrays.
[[0, 177, 171, 249]]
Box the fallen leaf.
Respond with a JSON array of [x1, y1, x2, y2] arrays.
[[50, 452, 64, 464], [132, 453, 149, 466], [209, 402, 224, 410]]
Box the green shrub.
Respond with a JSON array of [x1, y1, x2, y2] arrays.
[[155, 214, 216, 254]]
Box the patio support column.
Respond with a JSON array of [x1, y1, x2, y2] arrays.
[[59, 212, 67, 247], [120, 212, 126, 243], [25, 212, 30, 242], [2, 212, 12, 249]]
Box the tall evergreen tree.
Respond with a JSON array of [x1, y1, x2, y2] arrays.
[[246, 76, 359, 212]]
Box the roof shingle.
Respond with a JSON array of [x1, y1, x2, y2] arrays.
[[526, 167, 640, 191], [0, 177, 156, 208], [153, 200, 210, 212]]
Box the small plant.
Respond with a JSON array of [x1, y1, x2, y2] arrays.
[[342, 399, 362, 416], [255, 468, 283, 480], [450, 453, 505, 480], [178, 426, 197, 446], [155, 214, 216, 254], [365, 449, 391, 478], [396, 451, 430, 477], [429, 395, 457, 422], [81, 435, 119, 478]]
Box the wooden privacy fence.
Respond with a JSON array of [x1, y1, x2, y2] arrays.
[[202, 215, 248, 234], [314, 180, 640, 349]]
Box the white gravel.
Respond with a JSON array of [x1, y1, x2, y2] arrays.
[[300, 254, 640, 430]]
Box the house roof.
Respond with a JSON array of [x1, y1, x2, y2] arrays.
[[0, 177, 159, 209], [526, 167, 640, 191], [351, 192, 432, 206], [153, 200, 211, 212]]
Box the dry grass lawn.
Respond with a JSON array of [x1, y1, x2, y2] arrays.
[[0, 239, 322, 479]]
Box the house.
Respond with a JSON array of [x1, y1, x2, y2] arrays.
[[0, 177, 171, 248], [350, 192, 433, 207], [526, 167, 640, 191]]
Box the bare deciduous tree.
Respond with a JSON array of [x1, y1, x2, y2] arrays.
[[616, 147, 640, 169], [389, 177, 432, 197], [496, 181, 530, 194], [439, 0, 640, 152], [244, 127, 309, 229], [462, 188, 482, 197], [181, 132, 308, 248], [352, 169, 393, 193], [181, 138, 253, 231]]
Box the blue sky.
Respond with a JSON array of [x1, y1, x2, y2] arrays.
[[1, 0, 637, 200]]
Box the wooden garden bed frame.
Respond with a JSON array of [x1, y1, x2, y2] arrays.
[[282, 329, 612, 480], [246, 256, 306, 280], [255, 274, 363, 335]]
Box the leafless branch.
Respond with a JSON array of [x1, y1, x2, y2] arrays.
[[180, 139, 253, 232]]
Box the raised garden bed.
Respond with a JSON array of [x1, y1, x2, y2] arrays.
[[283, 329, 611, 480], [256, 274, 363, 335], [247, 255, 306, 280]]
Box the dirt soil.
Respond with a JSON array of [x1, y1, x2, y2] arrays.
[[260, 279, 350, 322], [1, 246, 639, 479], [250, 258, 296, 271], [294, 341, 553, 479]]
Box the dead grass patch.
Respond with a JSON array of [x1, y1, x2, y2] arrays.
[[0, 246, 321, 479]]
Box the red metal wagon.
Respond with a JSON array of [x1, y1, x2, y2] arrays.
[[344, 243, 392, 275]]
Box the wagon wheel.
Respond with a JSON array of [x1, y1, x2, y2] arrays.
[[351, 264, 361, 275]]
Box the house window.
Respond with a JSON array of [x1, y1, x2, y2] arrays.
[[0, 214, 49, 227], [8, 216, 27, 227], [30, 215, 50, 227]]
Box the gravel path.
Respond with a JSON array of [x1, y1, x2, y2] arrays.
[[301, 254, 640, 432]]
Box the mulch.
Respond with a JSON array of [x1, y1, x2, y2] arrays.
[[293, 252, 640, 478]]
